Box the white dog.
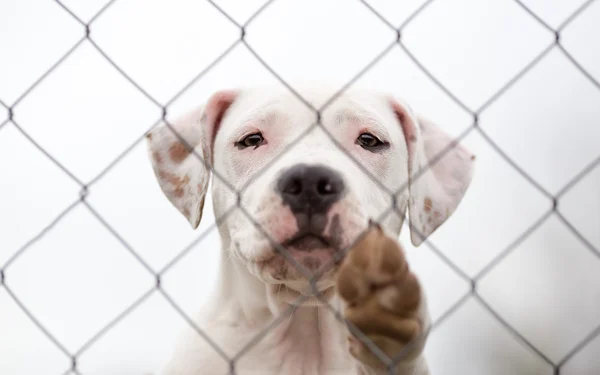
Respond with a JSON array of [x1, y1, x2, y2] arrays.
[[146, 85, 475, 375]]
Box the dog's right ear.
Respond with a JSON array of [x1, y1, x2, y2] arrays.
[[145, 90, 238, 229], [389, 97, 475, 246]]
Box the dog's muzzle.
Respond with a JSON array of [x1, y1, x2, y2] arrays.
[[256, 164, 349, 286]]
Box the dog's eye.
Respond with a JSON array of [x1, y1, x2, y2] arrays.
[[356, 133, 384, 149], [236, 133, 265, 149]]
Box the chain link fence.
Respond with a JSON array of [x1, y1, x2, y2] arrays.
[[1, 0, 599, 374]]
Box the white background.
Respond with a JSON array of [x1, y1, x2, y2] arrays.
[[1, 0, 600, 374]]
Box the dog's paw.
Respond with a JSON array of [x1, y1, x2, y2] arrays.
[[336, 223, 423, 370]]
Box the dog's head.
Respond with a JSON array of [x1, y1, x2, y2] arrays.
[[146, 86, 474, 300]]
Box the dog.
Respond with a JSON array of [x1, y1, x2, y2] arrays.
[[145, 84, 475, 375]]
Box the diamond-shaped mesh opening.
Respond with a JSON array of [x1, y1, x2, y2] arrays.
[[0, 0, 599, 374]]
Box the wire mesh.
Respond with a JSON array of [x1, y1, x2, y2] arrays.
[[1, 0, 599, 374]]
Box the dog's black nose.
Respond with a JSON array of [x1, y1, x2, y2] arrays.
[[277, 164, 344, 214]]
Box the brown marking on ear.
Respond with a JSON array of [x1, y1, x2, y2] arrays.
[[173, 187, 184, 197], [433, 211, 441, 219], [423, 197, 432, 212], [173, 175, 190, 197], [408, 134, 417, 142], [157, 169, 170, 183], [152, 151, 162, 164], [159, 170, 178, 185], [146, 132, 153, 140], [169, 142, 190, 163], [158, 170, 190, 198], [183, 207, 190, 217], [471, 154, 476, 161]]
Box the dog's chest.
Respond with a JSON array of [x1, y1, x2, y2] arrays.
[[232, 307, 359, 375]]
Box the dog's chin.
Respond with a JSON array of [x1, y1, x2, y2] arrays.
[[284, 234, 331, 250], [272, 284, 336, 306], [256, 235, 343, 283]]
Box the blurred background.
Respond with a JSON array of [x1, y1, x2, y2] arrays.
[[1, 0, 599, 374]]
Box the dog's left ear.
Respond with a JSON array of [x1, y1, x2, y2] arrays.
[[390, 98, 475, 246], [145, 90, 238, 228]]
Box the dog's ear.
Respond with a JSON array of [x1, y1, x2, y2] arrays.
[[390, 98, 475, 246], [146, 90, 238, 228]]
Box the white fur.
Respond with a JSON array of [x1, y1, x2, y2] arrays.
[[146, 85, 475, 375]]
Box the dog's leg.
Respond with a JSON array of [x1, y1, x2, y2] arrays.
[[336, 224, 430, 375]]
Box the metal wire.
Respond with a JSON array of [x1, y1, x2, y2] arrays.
[[1, 0, 599, 374]]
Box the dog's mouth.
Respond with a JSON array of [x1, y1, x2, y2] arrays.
[[282, 233, 331, 250]]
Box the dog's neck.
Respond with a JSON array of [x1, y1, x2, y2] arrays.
[[209, 245, 339, 325], [196, 244, 350, 373]]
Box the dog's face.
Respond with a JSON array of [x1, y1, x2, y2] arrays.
[[146, 86, 474, 300]]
